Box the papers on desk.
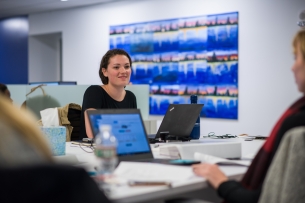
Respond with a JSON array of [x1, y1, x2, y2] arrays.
[[113, 162, 195, 182], [159, 146, 181, 159], [194, 152, 251, 166]]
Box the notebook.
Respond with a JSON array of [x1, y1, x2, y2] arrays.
[[87, 109, 158, 162], [154, 104, 204, 139]]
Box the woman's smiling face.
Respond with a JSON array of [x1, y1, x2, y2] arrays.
[[102, 54, 131, 87]]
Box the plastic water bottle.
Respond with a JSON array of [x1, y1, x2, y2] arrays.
[[94, 125, 118, 177], [190, 95, 200, 139]]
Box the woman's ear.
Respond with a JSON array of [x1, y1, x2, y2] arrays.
[[102, 68, 108, 77]]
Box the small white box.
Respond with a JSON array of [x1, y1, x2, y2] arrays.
[[159, 141, 241, 159]]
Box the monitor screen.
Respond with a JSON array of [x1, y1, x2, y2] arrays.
[[28, 81, 77, 86], [89, 113, 150, 156]]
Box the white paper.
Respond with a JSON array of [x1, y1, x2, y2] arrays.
[[113, 161, 195, 182], [159, 145, 181, 159], [194, 152, 250, 166], [40, 108, 59, 127]]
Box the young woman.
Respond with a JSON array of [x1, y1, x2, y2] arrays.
[[192, 29, 305, 203], [80, 49, 137, 139]]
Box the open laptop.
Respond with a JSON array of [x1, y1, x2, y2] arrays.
[[87, 108, 201, 165], [153, 104, 204, 140], [87, 109, 158, 162]]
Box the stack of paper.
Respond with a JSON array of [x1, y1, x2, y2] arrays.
[[194, 152, 251, 166], [159, 145, 181, 159]]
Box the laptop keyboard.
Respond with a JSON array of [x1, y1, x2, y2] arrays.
[[137, 158, 176, 164]]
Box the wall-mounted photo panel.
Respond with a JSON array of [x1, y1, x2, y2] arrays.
[[110, 12, 238, 119]]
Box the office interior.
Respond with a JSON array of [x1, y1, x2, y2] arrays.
[[1, 0, 304, 138]]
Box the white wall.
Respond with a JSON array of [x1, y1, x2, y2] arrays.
[[29, 32, 61, 82], [29, 0, 304, 137]]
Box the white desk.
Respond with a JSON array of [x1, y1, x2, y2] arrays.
[[108, 165, 246, 203], [57, 139, 265, 203]]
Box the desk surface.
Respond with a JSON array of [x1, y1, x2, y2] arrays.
[[58, 138, 264, 203], [108, 165, 247, 203]]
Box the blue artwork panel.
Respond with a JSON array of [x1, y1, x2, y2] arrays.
[[179, 16, 207, 51], [110, 12, 238, 119]]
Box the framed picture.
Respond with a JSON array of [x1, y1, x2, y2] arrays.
[[110, 12, 238, 119]]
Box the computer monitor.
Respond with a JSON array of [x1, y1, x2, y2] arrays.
[[28, 81, 77, 86]]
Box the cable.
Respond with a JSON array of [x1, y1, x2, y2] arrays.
[[70, 141, 94, 153], [206, 132, 237, 139]]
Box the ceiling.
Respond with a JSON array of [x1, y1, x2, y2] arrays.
[[0, 0, 120, 19]]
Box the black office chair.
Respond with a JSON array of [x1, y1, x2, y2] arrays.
[[0, 164, 111, 203]]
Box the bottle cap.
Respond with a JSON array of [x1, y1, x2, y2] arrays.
[[99, 124, 111, 131], [190, 95, 198, 104]]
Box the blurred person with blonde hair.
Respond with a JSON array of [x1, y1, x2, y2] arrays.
[[0, 94, 112, 203], [0, 94, 53, 166]]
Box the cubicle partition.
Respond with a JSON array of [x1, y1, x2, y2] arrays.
[[7, 84, 150, 121]]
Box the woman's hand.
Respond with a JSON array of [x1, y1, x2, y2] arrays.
[[192, 163, 228, 189]]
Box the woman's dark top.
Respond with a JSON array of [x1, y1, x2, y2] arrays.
[[217, 106, 305, 203], [80, 85, 137, 139]]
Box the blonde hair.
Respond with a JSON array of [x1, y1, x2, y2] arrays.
[[293, 29, 305, 59], [0, 95, 53, 161]]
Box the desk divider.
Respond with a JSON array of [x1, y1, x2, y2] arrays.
[[7, 84, 149, 120]]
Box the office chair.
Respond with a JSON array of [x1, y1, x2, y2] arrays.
[[259, 126, 305, 203]]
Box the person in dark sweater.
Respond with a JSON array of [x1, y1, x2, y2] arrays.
[[80, 49, 137, 139], [192, 30, 305, 203]]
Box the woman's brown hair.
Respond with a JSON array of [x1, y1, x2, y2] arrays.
[[293, 29, 305, 59]]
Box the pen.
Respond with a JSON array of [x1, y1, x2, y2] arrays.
[[128, 181, 172, 187]]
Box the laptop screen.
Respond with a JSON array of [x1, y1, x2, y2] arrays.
[[156, 104, 204, 138], [88, 113, 151, 156]]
